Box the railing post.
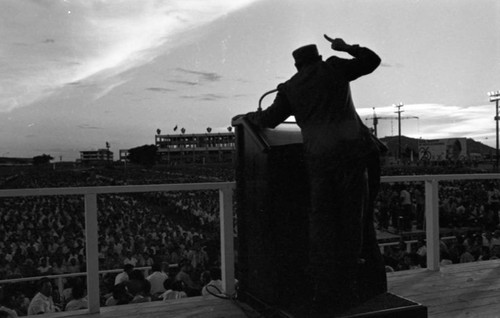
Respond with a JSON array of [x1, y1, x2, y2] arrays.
[[84, 193, 100, 313], [425, 179, 440, 271], [57, 277, 64, 300], [219, 185, 235, 295]]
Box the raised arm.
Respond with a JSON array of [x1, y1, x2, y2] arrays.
[[324, 35, 381, 81]]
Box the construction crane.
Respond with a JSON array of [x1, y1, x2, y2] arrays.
[[365, 107, 419, 138]]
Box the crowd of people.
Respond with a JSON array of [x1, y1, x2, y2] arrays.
[[0, 165, 231, 316], [0, 259, 226, 316], [374, 177, 500, 232], [373, 164, 500, 274], [382, 229, 500, 272], [0, 163, 500, 315]]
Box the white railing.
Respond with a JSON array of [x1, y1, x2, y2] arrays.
[[1, 174, 500, 315], [0, 182, 235, 315], [0, 267, 151, 303], [378, 236, 457, 255]]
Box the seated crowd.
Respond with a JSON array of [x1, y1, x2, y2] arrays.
[[0, 163, 499, 315], [375, 178, 500, 233], [0, 167, 230, 316], [0, 259, 225, 316], [383, 229, 500, 272]]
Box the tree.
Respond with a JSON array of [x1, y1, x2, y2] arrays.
[[33, 154, 53, 165], [127, 145, 158, 167]]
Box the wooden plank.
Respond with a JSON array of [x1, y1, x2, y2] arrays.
[[425, 179, 440, 270], [84, 193, 100, 314], [412, 285, 500, 307], [219, 186, 235, 294], [389, 271, 497, 291], [42, 297, 253, 318], [388, 260, 500, 318], [390, 272, 500, 300]]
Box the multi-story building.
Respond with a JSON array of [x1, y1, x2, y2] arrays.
[[155, 132, 235, 164], [79, 149, 113, 164]]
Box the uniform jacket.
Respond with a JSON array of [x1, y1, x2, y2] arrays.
[[246, 45, 381, 162]]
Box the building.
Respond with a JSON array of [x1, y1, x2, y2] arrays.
[[0, 157, 33, 166], [155, 132, 235, 164], [380, 135, 495, 163], [418, 138, 467, 161], [119, 149, 129, 162], [79, 149, 113, 164]]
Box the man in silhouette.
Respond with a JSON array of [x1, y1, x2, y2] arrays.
[[235, 35, 387, 315]]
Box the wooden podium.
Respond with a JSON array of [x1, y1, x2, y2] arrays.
[[232, 118, 309, 313], [232, 117, 427, 317]]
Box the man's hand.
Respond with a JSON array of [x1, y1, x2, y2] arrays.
[[324, 34, 350, 52]]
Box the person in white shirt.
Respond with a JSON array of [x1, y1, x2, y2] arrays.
[[161, 280, 187, 301], [27, 278, 59, 315], [146, 263, 168, 297], [64, 282, 88, 311], [201, 268, 224, 297], [114, 264, 134, 285]]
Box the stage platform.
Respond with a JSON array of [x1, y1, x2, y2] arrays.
[[388, 259, 500, 318], [39, 260, 500, 318], [41, 296, 258, 318]]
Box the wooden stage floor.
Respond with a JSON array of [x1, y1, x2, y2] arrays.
[[41, 260, 500, 318], [388, 259, 500, 318], [43, 296, 259, 318]]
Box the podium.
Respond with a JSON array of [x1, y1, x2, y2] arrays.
[[232, 117, 427, 317], [232, 118, 309, 313]]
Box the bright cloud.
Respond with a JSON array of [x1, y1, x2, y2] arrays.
[[357, 104, 495, 144], [0, 0, 259, 112]]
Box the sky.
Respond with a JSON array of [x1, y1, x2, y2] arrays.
[[1, 0, 499, 161]]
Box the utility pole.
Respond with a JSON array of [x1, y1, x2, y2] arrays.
[[365, 107, 418, 142], [394, 102, 404, 160], [371, 107, 378, 137], [489, 91, 500, 171]]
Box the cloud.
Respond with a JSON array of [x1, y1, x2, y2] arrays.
[[180, 93, 225, 101], [167, 80, 199, 86], [0, 0, 260, 112], [358, 103, 494, 142], [92, 78, 130, 101], [200, 94, 225, 101], [165, 68, 223, 88], [176, 68, 222, 82], [146, 87, 176, 93]]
